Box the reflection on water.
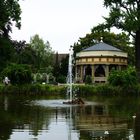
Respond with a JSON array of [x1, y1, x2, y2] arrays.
[[0, 95, 140, 140]]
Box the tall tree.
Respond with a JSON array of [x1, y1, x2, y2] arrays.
[[0, 0, 22, 73], [12, 43, 37, 70], [0, 38, 15, 72], [103, 0, 140, 78], [0, 0, 21, 38], [29, 34, 54, 72]]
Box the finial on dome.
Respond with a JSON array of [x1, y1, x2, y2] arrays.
[[100, 37, 103, 42]]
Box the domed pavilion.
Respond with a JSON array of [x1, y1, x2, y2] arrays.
[[75, 41, 128, 83]]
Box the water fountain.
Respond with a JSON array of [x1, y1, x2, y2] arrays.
[[63, 47, 84, 105]]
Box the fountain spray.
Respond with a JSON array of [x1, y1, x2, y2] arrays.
[[64, 47, 84, 104], [67, 47, 73, 101]]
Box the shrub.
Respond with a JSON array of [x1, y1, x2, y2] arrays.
[[57, 75, 66, 83], [1, 63, 32, 85], [108, 66, 138, 88], [85, 75, 92, 84]]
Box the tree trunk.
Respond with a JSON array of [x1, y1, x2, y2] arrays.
[[135, 29, 140, 81]]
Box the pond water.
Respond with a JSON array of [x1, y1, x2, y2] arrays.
[[0, 95, 140, 140]]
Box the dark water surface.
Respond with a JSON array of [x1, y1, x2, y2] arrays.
[[0, 95, 140, 140]]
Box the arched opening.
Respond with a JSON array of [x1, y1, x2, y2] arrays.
[[95, 65, 105, 77], [85, 65, 92, 76], [84, 65, 92, 82]]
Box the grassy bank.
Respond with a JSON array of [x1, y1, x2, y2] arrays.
[[75, 84, 140, 97], [0, 83, 140, 97], [0, 84, 66, 95]]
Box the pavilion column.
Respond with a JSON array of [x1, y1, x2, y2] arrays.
[[91, 65, 94, 83], [105, 65, 109, 82], [75, 65, 77, 82], [80, 65, 83, 82], [118, 65, 121, 71], [104, 105, 109, 115], [91, 105, 95, 115]]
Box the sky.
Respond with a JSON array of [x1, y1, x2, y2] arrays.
[[11, 0, 108, 53]]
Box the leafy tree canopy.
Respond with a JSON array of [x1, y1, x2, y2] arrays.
[[103, 0, 140, 77], [0, 38, 15, 72], [29, 34, 54, 72], [0, 0, 21, 38], [103, 0, 140, 36]]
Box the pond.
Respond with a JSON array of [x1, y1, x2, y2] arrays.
[[0, 95, 140, 140]]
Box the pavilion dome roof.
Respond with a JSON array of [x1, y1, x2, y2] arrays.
[[82, 42, 122, 52]]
